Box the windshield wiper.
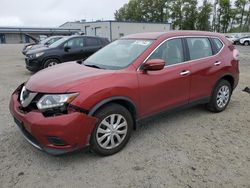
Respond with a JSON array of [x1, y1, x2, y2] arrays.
[[84, 63, 103, 69]]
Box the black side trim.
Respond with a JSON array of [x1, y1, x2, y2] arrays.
[[42, 56, 62, 64], [212, 73, 236, 93], [136, 97, 210, 123], [209, 37, 218, 55], [182, 38, 190, 61], [88, 96, 137, 117]]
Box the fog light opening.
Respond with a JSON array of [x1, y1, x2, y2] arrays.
[[47, 136, 67, 146]]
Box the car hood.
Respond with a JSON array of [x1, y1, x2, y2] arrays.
[[24, 34, 39, 44], [25, 62, 116, 93], [30, 44, 45, 50], [26, 46, 50, 55]]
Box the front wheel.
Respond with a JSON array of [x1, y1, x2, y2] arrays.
[[244, 41, 250, 46], [43, 59, 60, 69], [207, 80, 232, 113], [90, 103, 133, 156]]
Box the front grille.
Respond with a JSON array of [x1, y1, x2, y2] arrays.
[[18, 87, 42, 113]]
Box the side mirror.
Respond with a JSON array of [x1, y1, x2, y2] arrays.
[[64, 46, 71, 52], [44, 42, 49, 46], [143, 59, 165, 72]]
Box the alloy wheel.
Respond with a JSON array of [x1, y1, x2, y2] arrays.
[[96, 114, 128, 150], [48, 62, 58, 67], [216, 85, 230, 108]]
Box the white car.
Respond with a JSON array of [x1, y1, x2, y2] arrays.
[[239, 37, 250, 46], [225, 35, 239, 44]]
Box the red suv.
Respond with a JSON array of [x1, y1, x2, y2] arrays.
[[10, 31, 239, 156]]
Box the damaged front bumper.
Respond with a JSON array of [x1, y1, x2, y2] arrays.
[[9, 89, 97, 155]]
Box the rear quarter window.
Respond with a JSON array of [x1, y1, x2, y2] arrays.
[[212, 38, 224, 53]]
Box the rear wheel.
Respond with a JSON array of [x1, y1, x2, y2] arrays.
[[43, 59, 60, 69], [90, 103, 133, 156], [207, 80, 232, 113]]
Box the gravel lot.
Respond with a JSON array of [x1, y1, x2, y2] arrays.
[[0, 44, 249, 188]]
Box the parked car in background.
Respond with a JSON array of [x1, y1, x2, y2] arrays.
[[225, 35, 239, 44], [10, 31, 239, 156], [239, 36, 250, 46], [22, 34, 40, 55], [233, 36, 250, 45], [25, 35, 110, 72], [22, 36, 64, 55]]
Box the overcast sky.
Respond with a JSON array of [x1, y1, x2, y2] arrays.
[[0, 0, 129, 27]]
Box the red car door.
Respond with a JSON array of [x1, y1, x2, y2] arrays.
[[185, 37, 223, 101], [138, 38, 191, 118]]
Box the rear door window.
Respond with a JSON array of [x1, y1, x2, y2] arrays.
[[186, 37, 213, 60], [86, 37, 101, 46], [64, 38, 84, 49]]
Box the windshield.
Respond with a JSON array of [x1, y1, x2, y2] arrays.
[[84, 39, 153, 70], [49, 37, 68, 48], [46, 37, 61, 45], [39, 37, 52, 45]]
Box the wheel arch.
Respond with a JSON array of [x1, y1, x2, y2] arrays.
[[42, 56, 62, 64], [88, 96, 138, 130], [212, 74, 235, 95], [244, 40, 250, 44]]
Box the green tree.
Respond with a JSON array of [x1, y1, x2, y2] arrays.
[[114, 4, 129, 21], [182, 0, 198, 30], [212, 0, 218, 31], [115, 0, 249, 32], [235, 0, 247, 29], [142, 0, 169, 22], [170, 0, 198, 30], [243, 2, 250, 31], [115, 0, 144, 21], [215, 0, 232, 33], [197, 0, 212, 31], [114, 0, 169, 22], [170, 0, 183, 29]]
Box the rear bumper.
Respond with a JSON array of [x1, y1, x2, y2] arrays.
[[9, 91, 97, 155]]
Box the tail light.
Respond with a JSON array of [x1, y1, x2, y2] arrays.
[[233, 49, 239, 61]]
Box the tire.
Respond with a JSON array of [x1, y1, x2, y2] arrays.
[[207, 80, 232, 113], [90, 103, 133, 156], [43, 59, 60, 69], [244, 41, 250, 46]]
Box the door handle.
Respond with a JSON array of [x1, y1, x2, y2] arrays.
[[180, 70, 190, 76], [214, 61, 221, 66]]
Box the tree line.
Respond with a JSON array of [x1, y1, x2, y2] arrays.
[[114, 0, 250, 33]]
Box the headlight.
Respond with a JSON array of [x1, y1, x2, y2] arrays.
[[35, 52, 44, 58], [26, 46, 32, 50], [37, 93, 78, 110]]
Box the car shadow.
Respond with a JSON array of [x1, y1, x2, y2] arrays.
[[43, 104, 209, 160], [5, 104, 210, 167]]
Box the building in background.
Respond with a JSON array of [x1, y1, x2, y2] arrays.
[[60, 20, 172, 41], [0, 27, 80, 44], [0, 21, 171, 44]]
